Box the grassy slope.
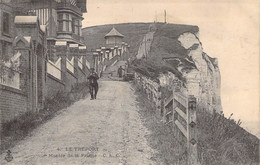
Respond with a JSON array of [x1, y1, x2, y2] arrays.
[[135, 82, 259, 164], [130, 23, 199, 79], [82, 23, 150, 55], [150, 23, 199, 59]]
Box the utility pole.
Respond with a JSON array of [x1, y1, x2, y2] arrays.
[[164, 9, 167, 24], [144, 35, 147, 60], [155, 11, 157, 23]]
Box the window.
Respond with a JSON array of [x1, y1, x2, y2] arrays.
[[3, 12, 10, 34], [1, 41, 9, 61], [73, 19, 80, 35], [58, 13, 71, 32], [65, 14, 69, 31], [75, 20, 78, 34], [65, 21, 69, 31], [58, 21, 63, 31], [72, 18, 75, 33], [58, 13, 63, 20], [2, 42, 7, 57]]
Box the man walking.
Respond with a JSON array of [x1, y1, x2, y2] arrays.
[[117, 66, 125, 78], [87, 68, 99, 100]]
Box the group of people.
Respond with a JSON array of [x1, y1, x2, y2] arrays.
[[87, 65, 126, 100]]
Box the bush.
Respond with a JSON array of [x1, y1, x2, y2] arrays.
[[197, 109, 259, 165]]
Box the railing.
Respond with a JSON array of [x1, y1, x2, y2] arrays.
[[0, 65, 20, 89], [57, 2, 82, 14], [109, 51, 113, 59], [162, 90, 198, 165], [78, 56, 83, 70], [47, 58, 62, 80], [111, 60, 118, 66], [135, 72, 161, 112], [85, 59, 90, 69], [135, 72, 198, 165], [66, 57, 74, 73]]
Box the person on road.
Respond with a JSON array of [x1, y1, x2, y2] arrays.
[[117, 66, 125, 78], [87, 68, 99, 100]]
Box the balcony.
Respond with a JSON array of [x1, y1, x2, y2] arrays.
[[57, 3, 82, 15]]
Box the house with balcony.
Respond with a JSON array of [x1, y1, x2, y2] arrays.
[[0, 0, 90, 127], [11, 0, 87, 50]]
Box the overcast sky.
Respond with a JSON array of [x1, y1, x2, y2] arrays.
[[82, 0, 259, 136]]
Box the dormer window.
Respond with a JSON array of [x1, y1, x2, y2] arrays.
[[3, 12, 10, 34]]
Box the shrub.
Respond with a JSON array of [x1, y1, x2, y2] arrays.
[[197, 109, 259, 165]]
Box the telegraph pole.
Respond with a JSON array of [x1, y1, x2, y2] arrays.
[[155, 11, 157, 23], [164, 10, 167, 24], [144, 35, 147, 60]]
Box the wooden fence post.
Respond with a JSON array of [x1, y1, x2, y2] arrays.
[[162, 98, 166, 123], [172, 89, 176, 132], [187, 95, 198, 165], [157, 86, 161, 114]]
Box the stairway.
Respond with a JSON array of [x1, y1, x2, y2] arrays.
[[101, 60, 127, 81]]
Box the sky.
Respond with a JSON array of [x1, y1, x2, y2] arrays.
[[82, 0, 259, 137]]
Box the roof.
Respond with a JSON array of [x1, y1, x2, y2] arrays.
[[77, 0, 87, 13], [14, 16, 38, 24], [105, 27, 124, 38]]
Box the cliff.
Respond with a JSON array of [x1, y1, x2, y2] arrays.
[[177, 32, 222, 113], [132, 23, 222, 113], [83, 22, 222, 113]]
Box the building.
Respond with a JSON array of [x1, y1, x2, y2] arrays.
[[0, 0, 89, 127], [0, 1, 47, 122], [105, 27, 124, 47], [11, 0, 87, 59]]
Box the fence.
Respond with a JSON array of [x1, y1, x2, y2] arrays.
[[135, 72, 198, 165], [47, 58, 62, 80], [66, 57, 74, 73], [78, 56, 83, 70], [135, 72, 161, 112]]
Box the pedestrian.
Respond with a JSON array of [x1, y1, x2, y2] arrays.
[[117, 66, 125, 78], [87, 68, 99, 100]]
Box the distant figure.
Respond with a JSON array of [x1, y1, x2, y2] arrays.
[[87, 68, 99, 100], [117, 66, 125, 78]]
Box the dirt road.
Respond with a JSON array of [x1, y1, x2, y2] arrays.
[[0, 81, 161, 165]]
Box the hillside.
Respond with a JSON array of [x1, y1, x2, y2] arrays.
[[82, 22, 259, 164], [82, 22, 200, 79], [82, 23, 151, 55], [82, 22, 199, 59]]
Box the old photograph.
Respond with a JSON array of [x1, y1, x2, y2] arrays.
[[0, 0, 259, 164]]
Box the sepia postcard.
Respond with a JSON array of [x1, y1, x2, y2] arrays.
[[0, 0, 259, 164]]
